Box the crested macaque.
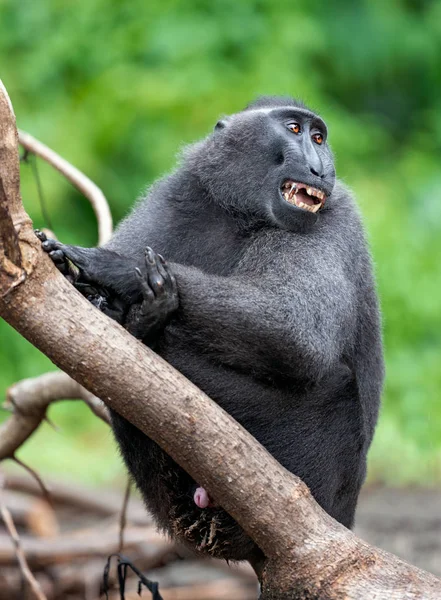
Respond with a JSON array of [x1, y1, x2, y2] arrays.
[[39, 96, 384, 561]]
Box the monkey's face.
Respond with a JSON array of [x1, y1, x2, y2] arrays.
[[192, 102, 336, 232]]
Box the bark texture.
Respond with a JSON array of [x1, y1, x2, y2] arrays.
[[1, 80, 440, 599]]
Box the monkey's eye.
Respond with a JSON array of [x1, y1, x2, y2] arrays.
[[287, 122, 301, 134], [312, 133, 324, 145]]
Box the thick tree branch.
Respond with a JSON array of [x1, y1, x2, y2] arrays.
[[1, 80, 440, 599], [4, 122, 113, 461]]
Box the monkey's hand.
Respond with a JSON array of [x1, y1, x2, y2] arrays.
[[35, 229, 82, 284], [124, 247, 179, 343], [36, 230, 179, 342], [35, 229, 126, 323]]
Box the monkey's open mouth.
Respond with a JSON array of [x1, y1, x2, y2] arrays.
[[281, 180, 326, 213]]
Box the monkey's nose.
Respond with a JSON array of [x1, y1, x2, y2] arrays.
[[305, 143, 325, 178], [310, 166, 323, 178], [308, 157, 325, 178]]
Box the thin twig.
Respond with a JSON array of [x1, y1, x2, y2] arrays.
[[11, 456, 53, 507], [118, 478, 131, 552], [0, 472, 48, 600], [27, 153, 53, 231], [18, 130, 113, 245]]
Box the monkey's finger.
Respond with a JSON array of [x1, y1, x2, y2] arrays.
[[47, 250, 81, 282], [34, 229, 47, 243], [159, 261, 179, 312], [48, 249, 65, 264], [155, 258, 175, 294], [41, 238, 62, 253], [135, 267, 155, 305], [158, 259, 178, 297], [37, 233, 72, 277], [56, 245, 90, 272], [167, 266, 178, 296], [47, 249, 69, 275], [157, 252, 179, 290], [144, 247, 166, 296]]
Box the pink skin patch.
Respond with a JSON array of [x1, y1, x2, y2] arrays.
[[193, 486, 212, 509]]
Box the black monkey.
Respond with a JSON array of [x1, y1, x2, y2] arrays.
[[39, 96, 384, 561]]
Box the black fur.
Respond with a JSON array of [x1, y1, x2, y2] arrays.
[[39, 97, 384, 561]]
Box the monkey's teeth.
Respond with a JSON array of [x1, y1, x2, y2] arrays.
[[293, 196, 322, 213], [296, 199, 309, 211], [281, 181, 325, 211]]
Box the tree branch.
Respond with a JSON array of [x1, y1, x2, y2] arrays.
[[0, 371, 109, 460], [0, 473, 48, 600], [0, 523, 166, 568], [1, 80, 440, 599], [4, 472, 151, 526], [9, 457, 53, 505], [3, 121, 112, 461], [18, 129, 112, 245]]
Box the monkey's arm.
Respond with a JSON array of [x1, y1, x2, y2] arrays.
[[167, 261, 356, 381], [36, 233, 178, 346], [38, 236, 355, 381]]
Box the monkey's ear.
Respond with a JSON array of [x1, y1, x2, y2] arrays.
[[214, 119, 228, 131]]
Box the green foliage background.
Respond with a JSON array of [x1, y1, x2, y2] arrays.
[[1, 0, 441, 486]]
